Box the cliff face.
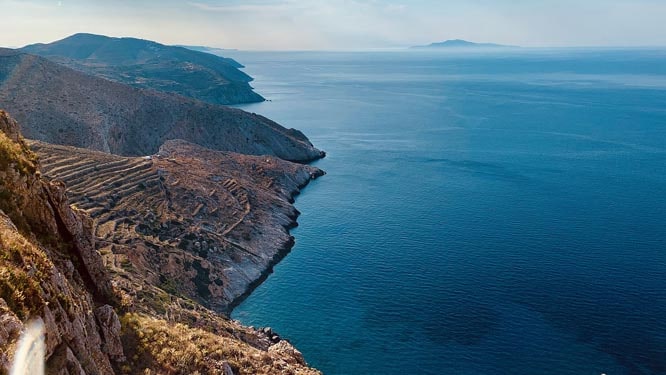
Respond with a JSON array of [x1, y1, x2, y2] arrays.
[[0, 49, 324, 162], [0, 110, 121, 374], [0, 111, 321, 375], [21, 33, 264, 105]]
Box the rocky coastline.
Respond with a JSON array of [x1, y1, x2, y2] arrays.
[[0, 110, 323, 374], [224, 170, 324, 315]]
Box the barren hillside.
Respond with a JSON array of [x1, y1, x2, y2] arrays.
[[0, 49, 324, 161]]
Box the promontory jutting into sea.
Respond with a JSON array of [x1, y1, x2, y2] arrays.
[[1, 1, 665, 375]]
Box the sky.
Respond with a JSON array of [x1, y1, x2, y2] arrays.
[[2, 0, 666, 50]]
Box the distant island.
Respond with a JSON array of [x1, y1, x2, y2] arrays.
[[411, 39, 513, 49]]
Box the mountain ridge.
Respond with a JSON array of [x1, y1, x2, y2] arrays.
[[20, 33, 263, 105]]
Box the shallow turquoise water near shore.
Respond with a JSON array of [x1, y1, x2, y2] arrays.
[[228, 49, 666, 375]]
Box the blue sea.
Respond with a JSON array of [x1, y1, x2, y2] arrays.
[[227, 49, 666, 375]]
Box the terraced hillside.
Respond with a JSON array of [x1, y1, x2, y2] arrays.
[[30, 140, 324, 315], [0, 49, 324, 161]]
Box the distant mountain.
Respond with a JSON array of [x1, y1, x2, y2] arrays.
[[412, 39, 511, 49], [20, 33, 264, 105], [0, 49, 323, 161]]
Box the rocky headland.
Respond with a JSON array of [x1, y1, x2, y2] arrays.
[[0, 110, 322, 374], [29, 139, 324, 315]]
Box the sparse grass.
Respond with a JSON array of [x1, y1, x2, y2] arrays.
[[120, 313, 246, 374], [158, 274, 179, 295], [0, 266, 43, 320], [0, 186, 31, 235], [0, 129, 37, 177], [0, 120, 40, 235], [0, 220, 51, 320]]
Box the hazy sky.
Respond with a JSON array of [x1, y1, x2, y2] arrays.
[[2, 0, 666, 50]]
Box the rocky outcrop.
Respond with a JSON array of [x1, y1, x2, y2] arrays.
[[43, 181, 116, 302], [0, 299, 22, 370], [0, 49, 324, 162]]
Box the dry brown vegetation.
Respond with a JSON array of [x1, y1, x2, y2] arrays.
[[119, 314, 320, 375], [0, 130, 36, 177], [0, 217, 49, 320]]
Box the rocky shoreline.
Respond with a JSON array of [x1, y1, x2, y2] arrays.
[[225, 169, 325, 315]]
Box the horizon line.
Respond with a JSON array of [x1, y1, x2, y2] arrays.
[[7, 32, 666, 52]]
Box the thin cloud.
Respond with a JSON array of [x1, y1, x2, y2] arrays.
[[385, 4, 407, 12], [0, 0, 55, 10], [187, 1, 296, 13]]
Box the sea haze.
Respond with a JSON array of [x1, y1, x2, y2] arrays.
[[228, 49, 666, 375]]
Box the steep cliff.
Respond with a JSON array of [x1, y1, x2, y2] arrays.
[[0, 110, 120, 374], [0, 111, 321, 375], [0, 49, 324, 162]]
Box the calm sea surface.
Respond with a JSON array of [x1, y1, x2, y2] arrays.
[[227, 49, 666, 375]]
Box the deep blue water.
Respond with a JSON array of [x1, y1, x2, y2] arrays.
[[226, 49, 666, 375]]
